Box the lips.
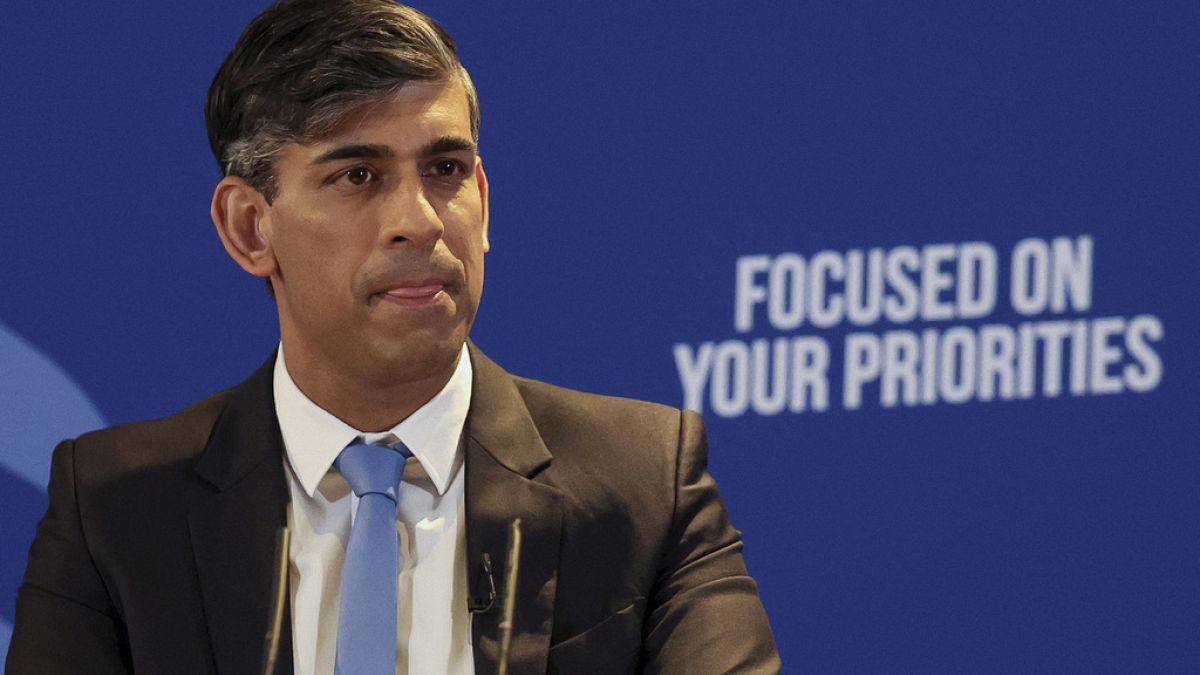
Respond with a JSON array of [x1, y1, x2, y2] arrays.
[[384, 283, 444, 300], [368, 255, 463, 308], [373, 276, 453, 308]]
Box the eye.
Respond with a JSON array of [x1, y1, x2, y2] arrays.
[[426, 159, 467, 179], [336, 166, 377, 186]]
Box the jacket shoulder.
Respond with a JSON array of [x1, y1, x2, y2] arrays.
[[71, 388, 235, 481], [510, 375, 689, 451]]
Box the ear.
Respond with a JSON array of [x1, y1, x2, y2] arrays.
[[211, 176, 277, 279], [475, 157, 490, 252]]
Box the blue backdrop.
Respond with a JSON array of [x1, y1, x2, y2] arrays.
[[3, 2, 1198, 670]]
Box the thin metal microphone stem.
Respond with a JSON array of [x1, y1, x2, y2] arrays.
[[261, 526, 291, 675], [497, 518, 522, 675]]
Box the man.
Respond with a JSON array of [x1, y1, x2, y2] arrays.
[[7, 1, 779, 672]]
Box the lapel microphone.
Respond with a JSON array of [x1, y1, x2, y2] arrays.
[[468, 518, 524, 616], [468, 553, 498, 613]]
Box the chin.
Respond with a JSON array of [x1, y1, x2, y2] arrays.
[[365, 332, 466, 383]]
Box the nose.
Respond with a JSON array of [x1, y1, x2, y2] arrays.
[[379, 178, 444, 248]]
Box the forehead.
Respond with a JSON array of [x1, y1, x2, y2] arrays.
[[304, 79, 474, 157]]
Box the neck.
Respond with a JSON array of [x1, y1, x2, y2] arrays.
[[280, 342, 461, 433]]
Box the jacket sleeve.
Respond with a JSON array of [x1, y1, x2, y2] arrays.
[[6, 439, 131, 674], [640, 410, 781, 674]]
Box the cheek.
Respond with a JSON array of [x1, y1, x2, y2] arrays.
[[271, 212, 370, 293], [447, 232, 487, 277], [441, 207, 488, 261]]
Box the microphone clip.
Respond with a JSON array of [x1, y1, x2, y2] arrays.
[[468, 552, 498, 613]]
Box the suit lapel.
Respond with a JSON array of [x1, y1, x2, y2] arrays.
[[466, 346, 563, 675], [187, 355, 295, 674]]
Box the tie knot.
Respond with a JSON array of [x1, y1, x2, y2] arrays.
[[335, 442, 411, 500]]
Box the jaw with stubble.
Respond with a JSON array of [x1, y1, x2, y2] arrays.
[[274, 288, 475, 431]]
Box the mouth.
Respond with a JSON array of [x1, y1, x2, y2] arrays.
[[375, 279, 450, 308]]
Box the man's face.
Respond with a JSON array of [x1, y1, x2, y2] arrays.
[[260, 79, 488, 390]]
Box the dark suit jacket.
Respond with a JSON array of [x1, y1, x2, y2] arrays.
[[8, 346, 779, 674]]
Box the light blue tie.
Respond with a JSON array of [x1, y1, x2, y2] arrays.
[[334, 441, 411, 675]]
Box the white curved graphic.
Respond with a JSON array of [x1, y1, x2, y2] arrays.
[[0, 323, 106, 487], [0, 321, 107, 659]]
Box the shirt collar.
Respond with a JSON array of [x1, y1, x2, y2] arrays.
[[273, 343, 472, 498]]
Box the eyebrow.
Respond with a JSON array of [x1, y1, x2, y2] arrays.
[[311, 143, 394, 165], [310, 136, 477, 166], [425, 135, 477, 156]]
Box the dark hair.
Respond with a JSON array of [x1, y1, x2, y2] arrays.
[[206, 0, 480, 202]]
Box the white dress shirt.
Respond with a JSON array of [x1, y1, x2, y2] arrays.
[[273, 344, 475, 675]]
